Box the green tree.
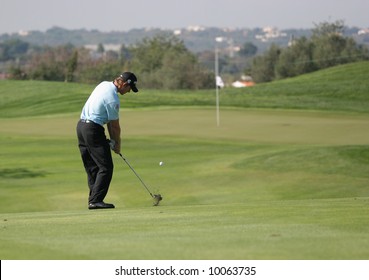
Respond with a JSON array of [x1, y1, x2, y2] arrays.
[[156, 49, 212, 89], [251, 20, 369, 82], [313, 32, 347, 68], [119, 44, 132, 64], [78, 61, 121, 84], [130, 34, 187, 74], [65, 49, 78, 82], [311, 20, 345, 38], [276, 37, 316, 78], [251, 44, 281, 83], [28, 44, 76, 81], [8, 65, 27, 80], [0, 39, 29, 62], [130, 34, 213, 89], [239, 42, 258, 57], [311, 20, 368, 68], [97, 43, 105, 54]]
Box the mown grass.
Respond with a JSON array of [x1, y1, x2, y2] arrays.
[[1, 61, 369, 117], [2, 200, 369, 260], [0, 62, 369, 260]]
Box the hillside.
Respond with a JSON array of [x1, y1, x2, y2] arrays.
[[0, 61, 369, 118]]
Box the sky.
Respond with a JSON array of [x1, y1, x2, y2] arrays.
[[0, 0, 368, 35]]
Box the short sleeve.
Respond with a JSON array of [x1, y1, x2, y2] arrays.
[[106, 102, 120, 121]]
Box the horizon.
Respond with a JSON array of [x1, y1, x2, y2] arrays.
[[1, 23, 367, 38], [0, 0, 368, 35]]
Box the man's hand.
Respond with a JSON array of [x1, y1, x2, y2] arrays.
[[109, 139, 121, 154], [112, 141, 121, 154]]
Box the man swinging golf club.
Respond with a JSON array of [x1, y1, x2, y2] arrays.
[[76, 72, 138, 209]]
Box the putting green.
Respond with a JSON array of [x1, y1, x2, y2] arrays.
[[2, 108, 369, 145]]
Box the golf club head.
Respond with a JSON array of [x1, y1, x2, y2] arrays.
[[153, 194, 163, 206]]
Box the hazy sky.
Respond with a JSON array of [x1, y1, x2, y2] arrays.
[[1, 0, 368, 34]]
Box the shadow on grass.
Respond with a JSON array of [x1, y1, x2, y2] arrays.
[[0, 168, 48, 179]]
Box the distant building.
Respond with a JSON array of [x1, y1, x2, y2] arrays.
[[358, 28, 369, 35], [18, 30, 29, 36], [173, 30, 182, 35], [255, 26, 287, 42], [84, 44, 121, 52], [232, 80, 255, 88], [232, 75, 255, 88], [186, 25, 206, 32]]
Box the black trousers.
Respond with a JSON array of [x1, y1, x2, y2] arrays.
[[76, 120, 113, 204]]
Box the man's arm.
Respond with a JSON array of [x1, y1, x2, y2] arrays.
[[107, 119, 121, 154]]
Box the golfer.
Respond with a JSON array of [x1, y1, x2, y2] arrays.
[[77, 72, 138, 209]]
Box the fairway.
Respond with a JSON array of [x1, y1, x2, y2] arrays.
[[2, 200, 369, 260], [1, 64, 369, 260], [1, 108, 369, 259]]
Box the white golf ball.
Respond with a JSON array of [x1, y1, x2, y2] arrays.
[[159, 161, 164, 166]]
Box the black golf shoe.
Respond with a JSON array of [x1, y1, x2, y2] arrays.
[[88, 202, 115, 210]]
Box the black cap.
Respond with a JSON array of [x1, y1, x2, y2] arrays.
[[120, 72, 138, 92]]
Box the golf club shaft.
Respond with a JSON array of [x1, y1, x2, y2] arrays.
[[119, 153, 154, 198]]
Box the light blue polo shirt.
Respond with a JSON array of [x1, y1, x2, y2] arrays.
[[80, 81, 120, 126]]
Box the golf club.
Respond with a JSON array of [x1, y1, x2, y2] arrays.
[[117, 152, 163, 206]]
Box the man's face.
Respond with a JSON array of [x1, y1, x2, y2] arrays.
[[118, 82, 132, 95]]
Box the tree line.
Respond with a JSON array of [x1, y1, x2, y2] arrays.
[[251, 20, 369, 83], [1, 21, 368, 88], [3, 35, 215, 89]]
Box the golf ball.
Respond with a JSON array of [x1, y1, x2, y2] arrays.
[[159, 161, 164, 166]]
